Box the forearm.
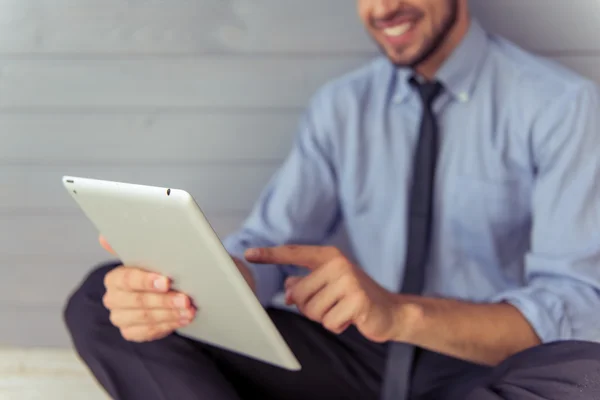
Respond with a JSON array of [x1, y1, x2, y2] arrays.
[[395, 295, 541, 366]]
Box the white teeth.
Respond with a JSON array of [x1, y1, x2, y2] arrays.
[[383, 23, 411, 37]]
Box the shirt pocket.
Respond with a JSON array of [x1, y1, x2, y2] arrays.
[[446, 176, 531, 265]]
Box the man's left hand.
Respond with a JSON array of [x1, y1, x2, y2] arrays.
[[244, 245, 408, 342]]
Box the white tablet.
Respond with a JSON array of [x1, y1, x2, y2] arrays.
[[62, 175, 301, 371]]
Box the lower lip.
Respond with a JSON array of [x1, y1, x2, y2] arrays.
[[381, 23, 417, 46]]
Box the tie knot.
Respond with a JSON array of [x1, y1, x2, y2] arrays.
[[409, 78, 443, 106]]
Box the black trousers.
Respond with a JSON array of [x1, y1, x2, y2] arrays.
[[64, 262, 600, 400]]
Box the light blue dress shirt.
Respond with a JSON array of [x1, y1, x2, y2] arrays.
[[223, 19, 600, 344]]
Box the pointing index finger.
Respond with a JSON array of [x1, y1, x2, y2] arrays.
[[244, 245, 338, 270]]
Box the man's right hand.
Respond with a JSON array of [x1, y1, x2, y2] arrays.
[[102, 266, 196, 342], [98, 234, 256, 343], [99, 234, 196, 342]]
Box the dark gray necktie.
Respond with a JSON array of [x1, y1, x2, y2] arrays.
[[380, 78, 443, 400]]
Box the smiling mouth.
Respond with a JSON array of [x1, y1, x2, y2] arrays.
[[382, 22, 413, 37]]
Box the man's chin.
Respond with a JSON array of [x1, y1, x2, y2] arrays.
[[388, 58, 415, 68], [384, 53, 420, 69], [384, 46, 440, 70], [376, 44, 421, 68]]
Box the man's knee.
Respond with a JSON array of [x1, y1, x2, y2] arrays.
[[469, 341, 600, 399], [501, 340, 600, 371], [63, 261, 121, 338]]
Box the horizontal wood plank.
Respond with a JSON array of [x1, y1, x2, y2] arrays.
[[0, 307, 71, 348], [0, 214, 246, 257], [0, 165, 277, 212], [0, 57, 370, 109], [0, 55, 596, 110], [0, 0, 373, 55], [0, 347, 94, 375], [471, 0, 600, 54], [0, 112, 296, 162], [0, 347, 109, 400], [0, 0, 598, 54], [0, 256, 110, 308]]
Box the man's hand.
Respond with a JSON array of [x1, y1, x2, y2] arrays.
[[244, 244, 541, 365], [245, 245, 408, 343], [102, 266, 196, 342], [98, 235, 256, 343], [99, 234, 195, 341]]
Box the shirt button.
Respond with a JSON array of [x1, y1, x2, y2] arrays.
[[459, 92, 470, 102]]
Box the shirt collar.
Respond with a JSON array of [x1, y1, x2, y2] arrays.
[[393, 18, 489, 104]]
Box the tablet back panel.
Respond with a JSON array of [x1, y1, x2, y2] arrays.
[[62, 175, 300, 371]]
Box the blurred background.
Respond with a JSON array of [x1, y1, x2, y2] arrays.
[[0, 0, 599, 398]]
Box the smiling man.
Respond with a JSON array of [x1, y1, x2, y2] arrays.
[[64, 1, 600, 399]]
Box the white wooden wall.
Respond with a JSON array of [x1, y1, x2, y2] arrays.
[[1, 0, 599, 347]]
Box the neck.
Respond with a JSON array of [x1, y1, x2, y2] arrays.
[[415, 7, 471, 80]]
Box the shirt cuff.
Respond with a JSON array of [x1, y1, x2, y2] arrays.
[[490, 286, 571, 343]]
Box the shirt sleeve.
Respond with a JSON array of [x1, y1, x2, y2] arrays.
[[221, 94, 341, 306], [490, 81, 600, 343]]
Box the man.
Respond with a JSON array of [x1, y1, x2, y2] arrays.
[[64, 0, 600, 399]]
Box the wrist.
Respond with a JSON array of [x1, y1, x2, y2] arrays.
[[391, 295, 425, 343]]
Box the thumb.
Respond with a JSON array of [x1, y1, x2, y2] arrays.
[[99, 234, 116, 255], [284, 276, 303, 290], [284, 276, 303, 305]]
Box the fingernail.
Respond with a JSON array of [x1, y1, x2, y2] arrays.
[[153, 277, 168, 291], [245, 248, 260, 258], [179, 319, 191, 326], [173, 295, 187, 308], [285, 278, 298, 289], [180, 309, 191, 318]]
